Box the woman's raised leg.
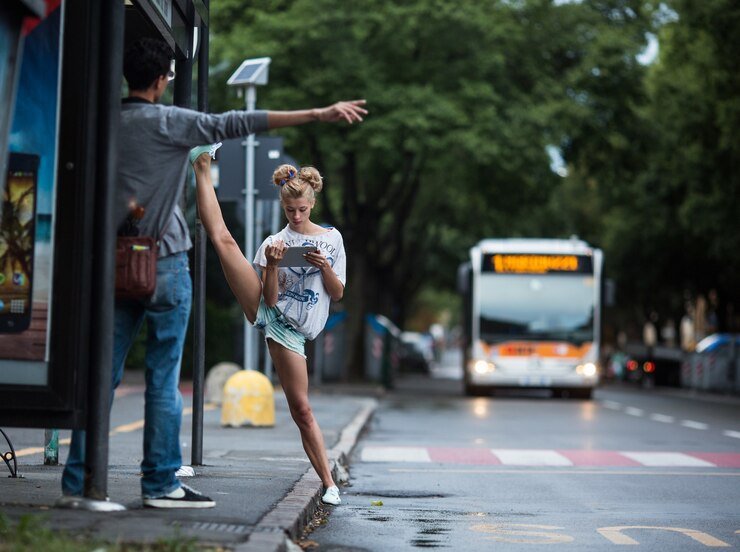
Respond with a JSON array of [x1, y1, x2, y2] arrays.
[[192, 151, 262, 323]]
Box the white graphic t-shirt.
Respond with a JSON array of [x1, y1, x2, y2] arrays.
[[254, 225, 346, 340]]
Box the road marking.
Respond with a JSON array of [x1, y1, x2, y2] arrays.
[[681, 420, 709, 430], [15, 438, 71, 458], [471, 523, 574, 544], [492, 449, 572, 466], [361, 446, 740, 468], [428, 447, 500, 465], [723, 430, 740, 439], [688, 453, 740, 468], [387, 468, 740, 476], [621, 452, 715, 467], [597, 526, 730, 547], [110, 420, 144, 434], [360, 446, 431, 463], [624, 407, 644, 417], [650, 413, 675, 423], [602, 401, 622, 410], [12, 404, 216, 458], [558, 450, 641, 467]]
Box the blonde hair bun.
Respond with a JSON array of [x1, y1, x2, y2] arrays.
[[299, 166, 323, 192], [273, 164, 298, 188]]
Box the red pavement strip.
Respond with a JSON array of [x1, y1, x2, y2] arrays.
[[428, 447, 502, 465], [557, 449, 642, 467], [689, 452, 740, 468]]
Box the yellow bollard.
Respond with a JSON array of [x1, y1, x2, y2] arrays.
[[220, 370, 275, 427]]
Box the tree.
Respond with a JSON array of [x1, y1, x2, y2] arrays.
[[208, 0, 660, 376]]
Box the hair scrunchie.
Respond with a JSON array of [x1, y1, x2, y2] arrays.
[[279, 169, 297, 186]]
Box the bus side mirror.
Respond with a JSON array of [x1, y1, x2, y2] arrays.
[[457, 262, 471, 294]]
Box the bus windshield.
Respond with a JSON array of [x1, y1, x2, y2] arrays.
[[479, 273, 595, 345]]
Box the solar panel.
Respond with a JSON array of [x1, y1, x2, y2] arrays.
[[227, 58, 271, 86]]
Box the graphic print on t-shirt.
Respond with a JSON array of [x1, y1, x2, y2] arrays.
[[255, 226, 346, 340]]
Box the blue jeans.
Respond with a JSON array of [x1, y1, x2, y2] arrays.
[[62, 252, 192, 498]]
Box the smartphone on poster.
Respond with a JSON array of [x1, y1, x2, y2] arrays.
[[0, 152, 39, 333]]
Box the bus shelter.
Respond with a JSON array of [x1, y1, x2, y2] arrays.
[[0, 0, 210, 502]]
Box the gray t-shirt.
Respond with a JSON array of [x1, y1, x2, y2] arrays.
[[117, 100, 269, 256], [254, 225, 347, 340]]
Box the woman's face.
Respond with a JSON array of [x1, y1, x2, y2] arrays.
[[282, 196, 314, 227]]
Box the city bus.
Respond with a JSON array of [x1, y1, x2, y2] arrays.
[[458, 238, 603, 398]]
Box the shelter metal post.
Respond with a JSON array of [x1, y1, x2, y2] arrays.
[[85, 0, 124, 505], [191, 0, 209, 466]]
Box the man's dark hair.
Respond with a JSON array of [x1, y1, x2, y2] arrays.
[[123, 38, 172, 91]]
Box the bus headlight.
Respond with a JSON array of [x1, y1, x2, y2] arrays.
[[472, 360, 496, 374], [576, 362, 597, 377]]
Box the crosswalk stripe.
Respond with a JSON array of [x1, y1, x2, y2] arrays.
[[492, 449, 572, 466], [360, 446, 431, 463], [620, 452, 715, 467], [359, 446, 738, 468]]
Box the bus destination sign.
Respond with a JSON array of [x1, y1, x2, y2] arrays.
[[483, 254, 593, 274]]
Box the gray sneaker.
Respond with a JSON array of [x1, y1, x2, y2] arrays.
[[143, 484, 215, 509]]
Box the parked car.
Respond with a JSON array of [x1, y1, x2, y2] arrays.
[[399, 331, 435, 372]]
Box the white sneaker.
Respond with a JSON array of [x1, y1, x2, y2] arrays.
[[322, 485, 341, 505], [175, 465, 195, 477]]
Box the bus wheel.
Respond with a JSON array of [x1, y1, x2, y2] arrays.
[[464, 383, 485, 397], [570, 388, 593, 400]]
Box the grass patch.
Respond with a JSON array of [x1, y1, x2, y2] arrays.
[[0, 514, 223, 552]]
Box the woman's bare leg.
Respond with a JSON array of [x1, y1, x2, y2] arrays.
[[193, 153, 262, 322], [267, 339, 336, 488]]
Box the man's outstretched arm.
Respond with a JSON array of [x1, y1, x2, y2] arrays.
[[266, 99, 367, 128]]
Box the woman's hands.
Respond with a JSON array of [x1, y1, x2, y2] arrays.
[[304, 249, 331, 273], [265, 240, 286, 267], [305, 249, 344, 301]]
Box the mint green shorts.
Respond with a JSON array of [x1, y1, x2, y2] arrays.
[[254, 300, 306, 359]]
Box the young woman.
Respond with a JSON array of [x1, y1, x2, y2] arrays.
[[190, 143, 345, 505]]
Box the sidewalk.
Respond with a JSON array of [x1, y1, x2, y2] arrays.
[[0, 377, 379, 551]]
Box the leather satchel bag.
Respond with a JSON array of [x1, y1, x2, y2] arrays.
[[115, 236, 158, 300]]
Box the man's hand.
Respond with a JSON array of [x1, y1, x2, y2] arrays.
[[315, 100, 368, 124]]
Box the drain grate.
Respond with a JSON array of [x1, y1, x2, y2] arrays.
[[175, 521, 251, 534]]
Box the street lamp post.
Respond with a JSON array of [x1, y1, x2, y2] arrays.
[[227, 57, 271, 372]]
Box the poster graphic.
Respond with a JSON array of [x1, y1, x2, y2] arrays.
[[0, 0, 61, 370]]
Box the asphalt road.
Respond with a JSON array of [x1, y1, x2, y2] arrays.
[[309, 351, 740, 551]]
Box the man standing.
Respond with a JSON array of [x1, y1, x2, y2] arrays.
[[59, 38, 367, 509]]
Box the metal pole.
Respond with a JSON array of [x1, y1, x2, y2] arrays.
[[243, 86, 257, 370], [192, 1, 209, 467], [85, 0, 124, 503]]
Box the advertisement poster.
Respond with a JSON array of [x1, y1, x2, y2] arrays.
[[0, 0, 61, 385]]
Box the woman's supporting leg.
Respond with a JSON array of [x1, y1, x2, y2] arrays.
[[268, 339, 336, 488], [192, 153, 262, 323]]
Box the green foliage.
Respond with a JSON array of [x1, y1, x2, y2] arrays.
[[206, 0, 739, 362], [0, 513, 209, 552]]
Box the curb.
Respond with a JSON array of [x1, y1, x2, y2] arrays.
[[235, 398, 377, 552]]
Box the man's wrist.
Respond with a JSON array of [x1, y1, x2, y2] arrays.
[[311, 108, 322, 122]]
